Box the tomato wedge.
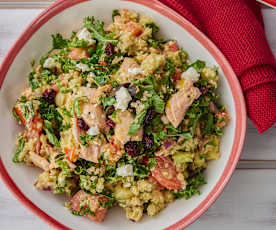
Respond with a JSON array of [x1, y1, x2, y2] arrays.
[[13, 105, 26, 126], [172, 71, 182, 82], [67, 48, 89, 60], [70, 190, 109, 222], [27, 115, 43, 155], [165, 41, 179, 52], [150, 156, 182, 190]]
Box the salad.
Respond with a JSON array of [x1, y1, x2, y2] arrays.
[[12, 9, 230, 222]]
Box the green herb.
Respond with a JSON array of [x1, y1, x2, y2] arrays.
[[19, 96, 27, 103], [13, 135, 25, 163], [203, 113, 214, 135], [145, 22, 160, 34], [101, 97, 116, 109], [152, 94, 165, 113], [133, 163, 149, 179], [80, 134, 95, 146], [69, 39, 89, 48], [171, 169, 206, 199], [128, 109, 147, 136], [111, 80, 119, 87], [61, 107, 73, 117], [38, 98, 63, 131], [112, 9, 120, 21], [84, 16, 118, 44], [52, 33, 68, 49], [44, 120, 60, 147], [57, 80, 72, 94], [147, 158, 156, 169], [28, 72, 39, 90], [92, 74, 109, 86], [189, 60, 205, 72], [72, 97, 88, 118]]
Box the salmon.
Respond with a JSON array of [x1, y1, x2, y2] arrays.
[[164, 41, 179, 52], [80, 144, 101, 163], [29, 151, 50, 171], [123, 22, 143, 36], [78, 86, 112, 104], [72, 118, 105, 163], [78, 87, 100, 104], [114, 110, 143, 145], [81, 103, 109, 133], [166, 80, 201, 128], [67, 48, 89, 60], [115, 58, 143, 84], [70, 190, 109, 222]]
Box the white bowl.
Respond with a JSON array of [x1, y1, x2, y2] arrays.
[[0, 0, 247, 229]]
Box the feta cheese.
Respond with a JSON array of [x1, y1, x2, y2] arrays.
[[87, 125, 100, 136], [128, 67, 143, 75], [181, 67, 200, 82], [88, 72, 96, 78], [43, 57, 56, 69], [116, 164, 133, 177], [77, 28, 96, 45], [115, 87, 132, 111], [76, 63, 90, 72]]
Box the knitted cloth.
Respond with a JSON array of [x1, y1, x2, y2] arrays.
[[159, 0, 276, 133]]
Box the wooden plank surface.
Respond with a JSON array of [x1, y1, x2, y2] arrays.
[[0, 3, 276, 230]]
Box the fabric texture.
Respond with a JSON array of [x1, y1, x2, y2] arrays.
[[159, 0, 276, 133]]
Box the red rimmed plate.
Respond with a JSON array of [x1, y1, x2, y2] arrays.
[[0, 0, 246, 229]]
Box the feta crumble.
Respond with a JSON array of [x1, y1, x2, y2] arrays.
[[76, 63, 90, 72], [128, 67, 143, 75], [115, 87, 132, 111], [87, 125, 100, 136], [77, 28, 96, 45], [181, 67, 200, 82], [88, 72, 96, 78], [116, 164, 133, 177], [43, 57, 56, 69]]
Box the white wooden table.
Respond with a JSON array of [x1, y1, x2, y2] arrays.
[[0, 1, 275, 229]]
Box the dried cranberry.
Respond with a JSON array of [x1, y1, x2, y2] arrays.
[[142, 134, 154, 150], [124, 141, 141, 157], [105, 42, 115, 56], [106, 119, 116, 128], [77, 118, 89, 131], [200, 86, 208, 95], [123, 83, 130, 88], [42, 89, 57, 104], [128, 85, 137, 96], [144, 108, 156, 125], [141, 156, 149, 166]]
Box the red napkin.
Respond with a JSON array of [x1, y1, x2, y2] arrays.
[[159, 0, 276, 133]]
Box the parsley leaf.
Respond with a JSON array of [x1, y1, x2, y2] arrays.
[[128, 109, 147, 136], [112, 9, 120, 21], [52, 33, 68, 49], [84, 16, 118, 44], [101, 97, 116, 109], [13, 134, 25, 163], [44, 120, 60, 147], [145, 22, 160, 34], [171, 169, 206, 200], [189, 60, 205, 72]]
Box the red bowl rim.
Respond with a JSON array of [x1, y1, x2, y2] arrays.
[[0, 0, 247, 229]]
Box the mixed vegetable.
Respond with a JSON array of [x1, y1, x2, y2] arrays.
[[12, 9, 230, 222]]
